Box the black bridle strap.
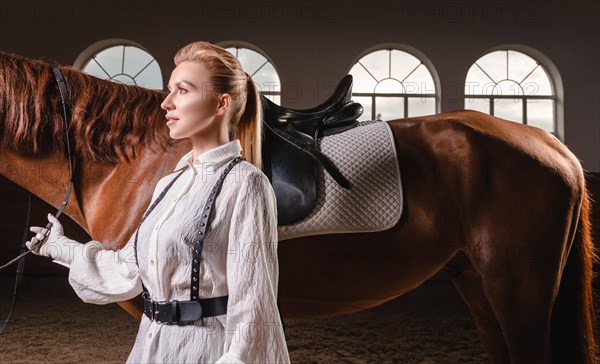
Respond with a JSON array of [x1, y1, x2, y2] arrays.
[[0, 193, 32, 334], [0, 67, 75, 270], [0, 67, 75, 336], [51, 66, 75, 214]]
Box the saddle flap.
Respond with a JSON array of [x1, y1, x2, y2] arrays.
[[261, 75, 362, 225]]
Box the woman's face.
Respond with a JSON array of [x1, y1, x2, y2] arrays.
[[161, 61, 227, 140]]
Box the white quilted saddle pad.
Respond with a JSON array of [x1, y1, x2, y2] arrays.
[[278, 120, 403, 241]]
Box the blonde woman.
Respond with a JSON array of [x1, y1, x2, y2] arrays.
[[27, 41, 290, 363]]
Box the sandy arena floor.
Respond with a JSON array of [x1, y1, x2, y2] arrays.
[[1, 274, 598, 363], [0, 274, 492, 363]]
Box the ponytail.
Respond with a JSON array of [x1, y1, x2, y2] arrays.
[[235, 72, 263, 168]]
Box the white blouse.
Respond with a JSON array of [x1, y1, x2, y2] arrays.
[[51, 140, 290, 363]]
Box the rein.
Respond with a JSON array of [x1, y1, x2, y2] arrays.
[[0, 67, 75, 334]]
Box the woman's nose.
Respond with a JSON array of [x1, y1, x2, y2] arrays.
[[161, 93, 173, 110]]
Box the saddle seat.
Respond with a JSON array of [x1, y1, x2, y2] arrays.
[[261, 75, 363, 225], [262, 74, 363, 138]]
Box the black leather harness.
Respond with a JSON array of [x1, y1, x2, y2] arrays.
[[0, 67, 75, 335], [134, 156, 243, 325], [0, 67, 75, 269]]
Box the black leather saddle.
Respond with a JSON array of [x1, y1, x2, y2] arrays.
[[261, 75, 363, 225]]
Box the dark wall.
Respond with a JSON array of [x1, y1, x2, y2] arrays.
[[0, 0, 598, 171]]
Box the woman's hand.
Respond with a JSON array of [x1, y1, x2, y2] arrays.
[[26, 214, 65, 259]]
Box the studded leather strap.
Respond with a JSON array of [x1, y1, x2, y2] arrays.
[[190, 156, 243, 300], [134, 156, 244, 303]]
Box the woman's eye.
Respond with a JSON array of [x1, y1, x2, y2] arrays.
[[178, 88, 187, 94]]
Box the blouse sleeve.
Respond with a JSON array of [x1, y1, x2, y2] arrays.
[[216, 171, 290, 364], [50, 234, 142, 305], [48, 174, 177, 305]]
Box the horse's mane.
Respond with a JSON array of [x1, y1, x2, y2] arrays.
[[0, 51, 171, 163]]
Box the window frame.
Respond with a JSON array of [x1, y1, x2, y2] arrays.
[[348, 44, 441, 121], [464, 46, 563, 138], [217, 40, 282, 103], [74, 39, 162, 90]]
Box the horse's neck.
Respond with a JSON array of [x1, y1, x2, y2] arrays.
[[0, 141, 190, 249], [0, 148, 86, 226]]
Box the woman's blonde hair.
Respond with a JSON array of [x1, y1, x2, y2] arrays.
[[173, 42, 262, 167]]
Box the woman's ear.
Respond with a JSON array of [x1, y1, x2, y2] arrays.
[[216, 94, 231, 115]]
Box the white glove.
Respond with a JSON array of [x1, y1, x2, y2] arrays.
[[26, 214, 66, 260]]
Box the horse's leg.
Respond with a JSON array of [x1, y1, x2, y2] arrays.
[[467, 192, 578, 363], [445, 253, 510, 363], [477, 251, 556, 363], [117, 297, 143, 320]]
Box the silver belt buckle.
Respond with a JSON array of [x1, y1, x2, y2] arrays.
[[152, 300, 168, 323], [152, 301, 160, 322]]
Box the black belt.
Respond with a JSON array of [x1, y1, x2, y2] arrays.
[[143, 292, 228, 324]]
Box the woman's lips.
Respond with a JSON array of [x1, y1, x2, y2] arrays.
[[166, 117, 178, 126]]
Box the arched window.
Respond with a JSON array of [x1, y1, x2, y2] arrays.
[[77, 42, 162, 90], [465, 49, 557, 134], [349, 47, 438, 121], [222, 44, 281, 104]]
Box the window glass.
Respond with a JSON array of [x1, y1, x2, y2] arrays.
[[465, 49, 556, 132], [349, 48, 437, 121], [225, 46, 281, 103], [82, 45, 162, 90]]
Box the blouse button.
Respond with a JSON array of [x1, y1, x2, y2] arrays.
[[148, 332, 152, 338], [149, 260, 155, 265]]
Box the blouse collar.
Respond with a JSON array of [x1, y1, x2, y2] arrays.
[[175, 140, 242, 172]]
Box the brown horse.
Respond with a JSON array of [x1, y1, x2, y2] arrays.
[[0, 51, 596, 363]]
